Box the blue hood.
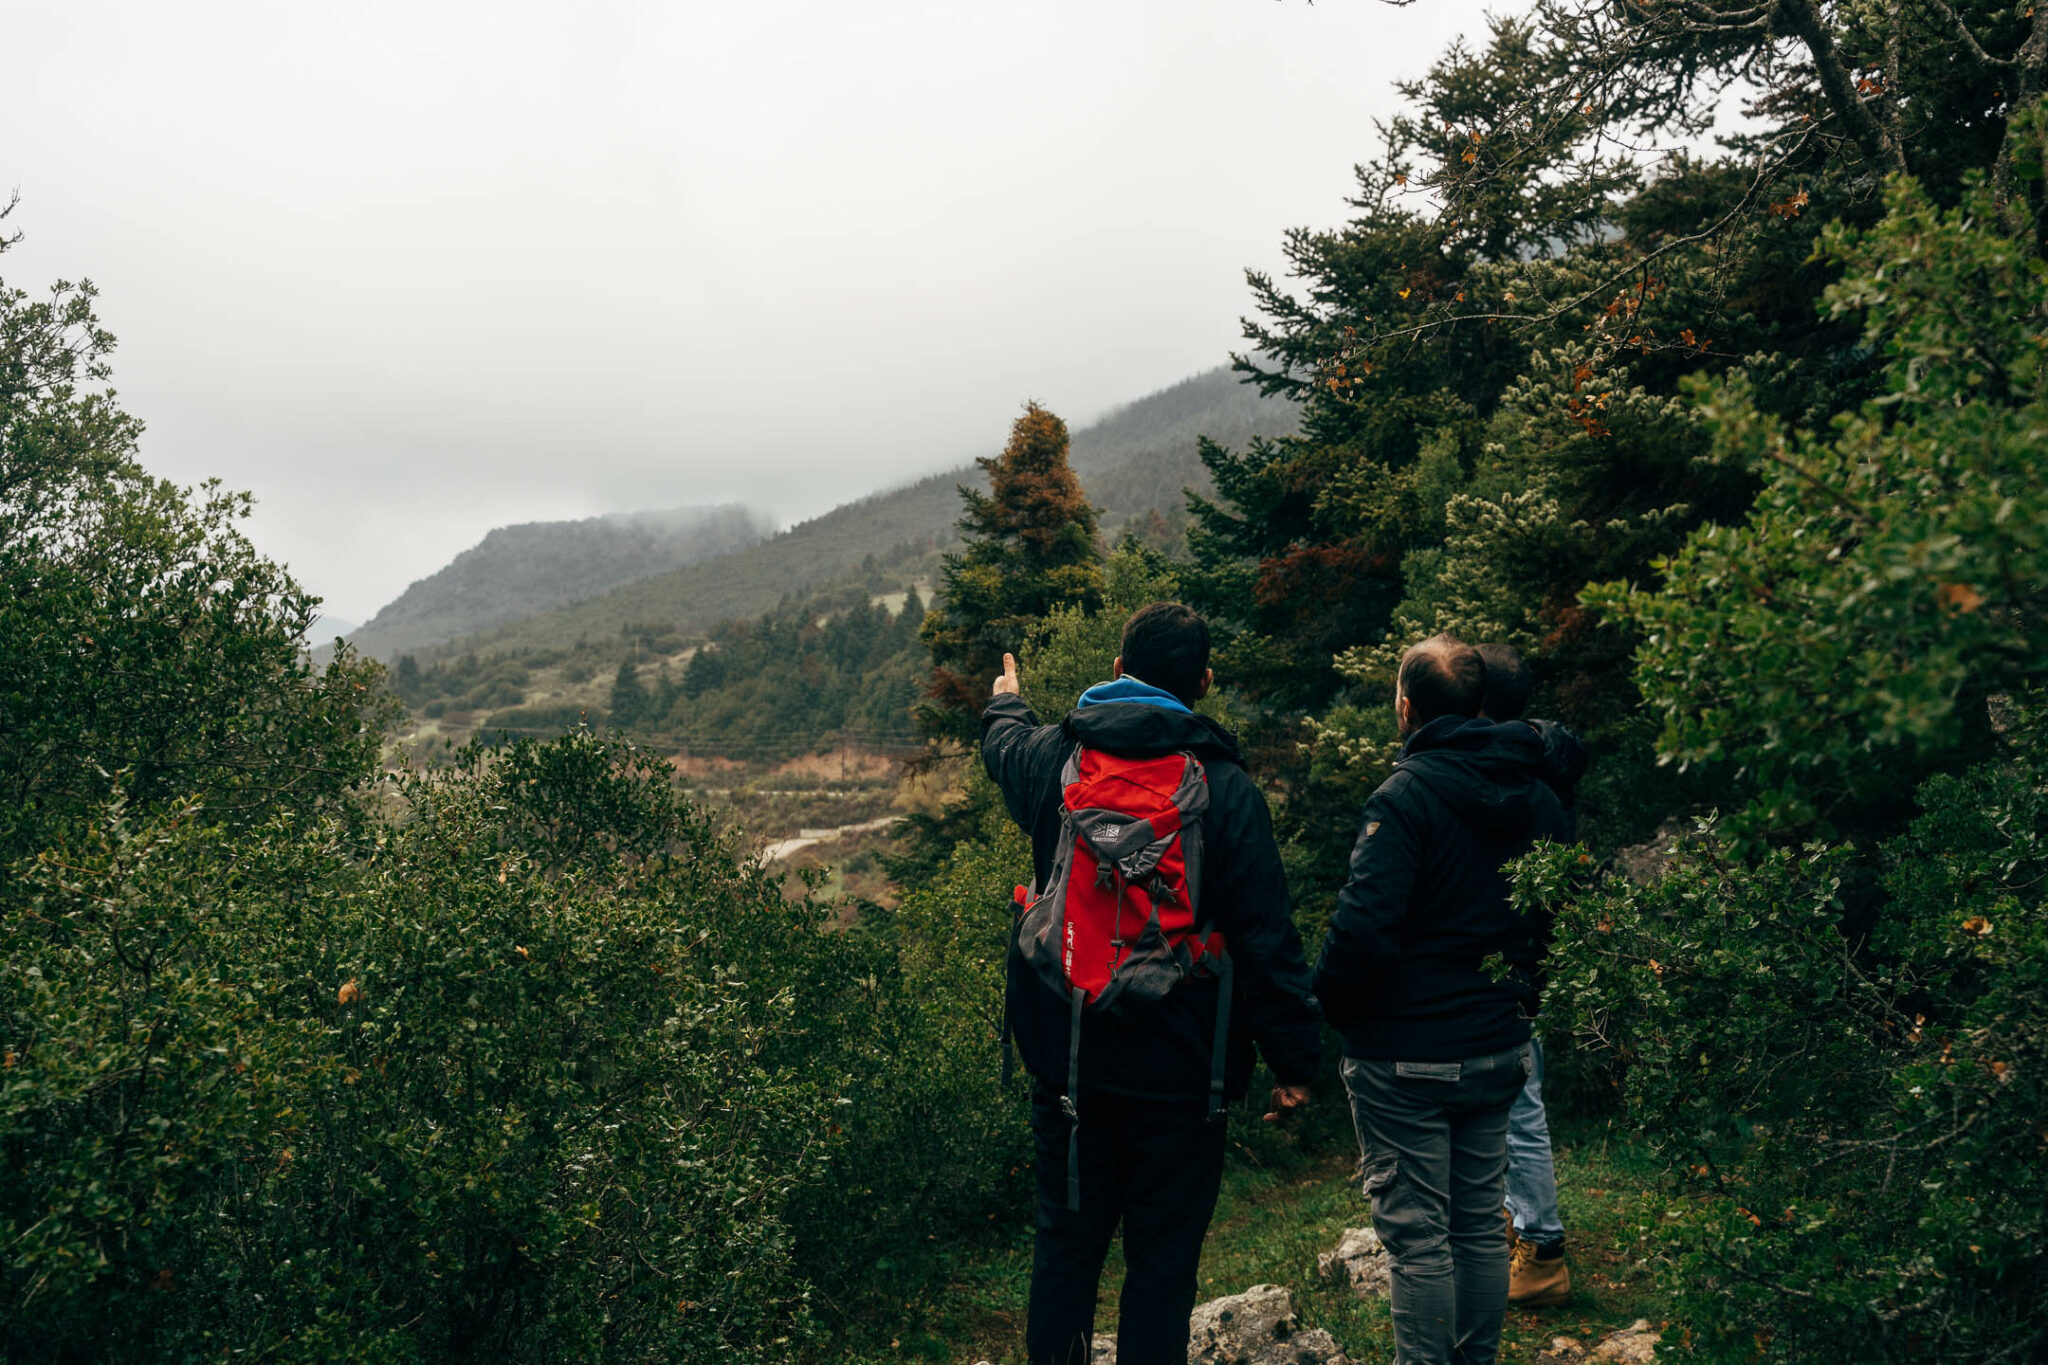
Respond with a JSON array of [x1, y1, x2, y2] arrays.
[[1075, 676, 1192, 715]]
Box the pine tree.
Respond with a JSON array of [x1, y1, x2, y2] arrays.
[[896, 585, 926, 645], [608, 661, 649, 730], [919, 403, 1102, 737]]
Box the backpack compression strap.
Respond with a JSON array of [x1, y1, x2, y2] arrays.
[[1207, 948, 1232, 1123], [1064, 986, 1083, 1212]]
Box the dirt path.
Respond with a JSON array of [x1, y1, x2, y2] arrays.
[[758, 815, 898, 863]]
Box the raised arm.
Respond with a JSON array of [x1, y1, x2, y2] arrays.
[[980, 653, 1064, 830]]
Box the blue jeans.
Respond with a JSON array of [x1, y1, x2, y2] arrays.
[[1342, 1043, 1531, 1365], [1504, 1037, 1566, 1245]]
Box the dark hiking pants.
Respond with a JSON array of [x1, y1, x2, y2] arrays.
[[1025, 1085, 1227, 1365], [1341, 1043, 1532, 1365]]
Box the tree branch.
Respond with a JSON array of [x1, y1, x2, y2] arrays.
[[1772, 0, 1906, 172], [1913, 0, 2018, 67]]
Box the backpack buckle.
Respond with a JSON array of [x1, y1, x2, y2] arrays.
[[1059, 1094, 1078, 1122]]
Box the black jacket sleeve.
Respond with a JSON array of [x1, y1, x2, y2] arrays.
[[1205, 770, 1323, 1087], [980, 693, 1066, 841], [1313, 774, 1424, 1030]]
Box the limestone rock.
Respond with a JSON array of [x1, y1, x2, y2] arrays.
[[1315, 1226, 1392, 1298], [1534, 1319, 1662, 1365], [1590, 1319, 1661, 1363], [1185, 1283, 1352, 1365], [973, 1344, 1117, 1365], [1611, 819, 1691, 884]]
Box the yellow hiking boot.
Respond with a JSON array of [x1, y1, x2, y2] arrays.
[[1508, 1233, 1571, 1308]]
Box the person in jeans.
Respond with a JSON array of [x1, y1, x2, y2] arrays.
[[982, 603, 1323, 1365], [1474, 642, 1586, 1308], [1314, 634, 1568, 1364]]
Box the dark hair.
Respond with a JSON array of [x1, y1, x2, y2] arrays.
[[1120, 602, 1211, 704], [1476, 642, 1533, 721], [1397, 634, 1485, 725]]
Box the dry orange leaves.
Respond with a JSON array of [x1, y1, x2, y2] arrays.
[[1937, 581, 1986, 613], [1769, 189, 1811, 218]]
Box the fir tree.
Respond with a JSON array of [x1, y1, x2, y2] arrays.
[[919, 403, 1102, 737], [896, 585, 926, 647], [608, 661, 649, 730]]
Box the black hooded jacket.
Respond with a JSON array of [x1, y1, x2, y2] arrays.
[[981, 692, 1323, 1103], [1527, 718, 1589, 834], [1313, 715, 1569, 1061]]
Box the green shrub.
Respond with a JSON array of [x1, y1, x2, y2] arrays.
[[1521, 719, 2048, 1361], [790, 791, 1035, 1316], [1, 732, 862, 1362]]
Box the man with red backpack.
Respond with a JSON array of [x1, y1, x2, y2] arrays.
[[981, 602, 1323, 1365]]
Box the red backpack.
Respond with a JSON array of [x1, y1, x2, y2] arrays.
[[1011, 745, 1233, 1209]]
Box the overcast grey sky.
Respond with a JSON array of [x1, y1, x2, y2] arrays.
[[6, 0, 1499, 621]]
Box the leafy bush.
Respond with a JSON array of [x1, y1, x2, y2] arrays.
[[1523, 720, 2047, 1361], [2, 732, 863, 1363]]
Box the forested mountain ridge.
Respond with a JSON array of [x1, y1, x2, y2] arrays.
[[346, 503, 771, 658], [359, 365, 1298, 663], [1066, 364, 1301, 514]]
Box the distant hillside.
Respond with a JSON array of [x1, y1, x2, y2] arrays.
[[1067, 364, 1296, 513], [410, 476, 961, 661], [372, 366, 1298, 664], [349, 504, 770, 659]]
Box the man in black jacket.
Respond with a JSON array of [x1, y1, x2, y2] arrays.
[[1314, 634, 1568, 1365], [983, 603, 1322, 1365]]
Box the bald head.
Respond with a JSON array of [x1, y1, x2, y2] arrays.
[[1396, 634, 1485, 735]]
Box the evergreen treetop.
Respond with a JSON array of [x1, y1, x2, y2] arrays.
[[920, 403, 1103, 735]]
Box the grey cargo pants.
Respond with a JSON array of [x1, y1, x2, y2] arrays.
[[1341, 1043, 1532, 1365]]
